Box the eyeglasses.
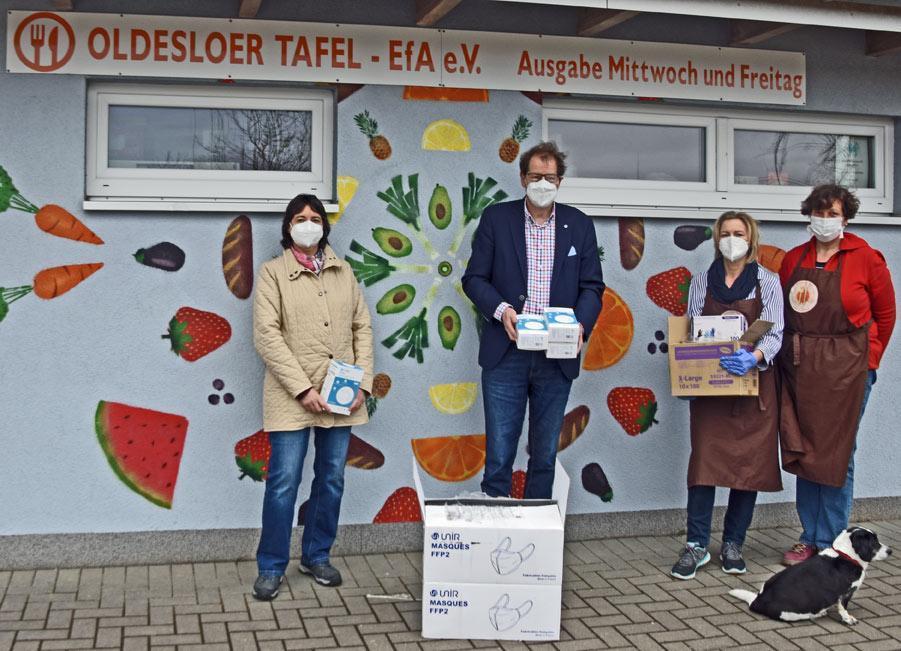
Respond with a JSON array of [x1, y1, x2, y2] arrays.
[[524, 173, 560, 184]]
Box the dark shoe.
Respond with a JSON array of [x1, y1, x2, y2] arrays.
[[782, 542, 817, 566], [671, 543, 710, 580], [720, 541, 747, 574], [252, 574, 283, 600], [299, 562, 342, 587]]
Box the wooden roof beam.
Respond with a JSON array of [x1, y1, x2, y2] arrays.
[[578, 8, 639, 37], [865, 30, 901, 56], [51, 0, 73, 9], [415, 0, 463, 27], [238, 0, 262, 19], [730, 20, 798, 46]]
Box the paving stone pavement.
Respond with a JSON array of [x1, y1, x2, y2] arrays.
[[2, 520, 900, 650]]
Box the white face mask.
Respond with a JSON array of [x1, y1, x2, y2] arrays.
[[526, 179, 558, 208], [489, 537, 536, 576], [488, 593, 533, 632], [808, 216, 844, 242], [718, 235, 749, 262], [291, 220, 323, 248]]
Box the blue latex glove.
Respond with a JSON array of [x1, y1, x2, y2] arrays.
[[719, 349, 757, 376]]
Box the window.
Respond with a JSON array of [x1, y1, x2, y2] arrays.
[[86, 83, 334, 211], [544, 101, 893, 218]]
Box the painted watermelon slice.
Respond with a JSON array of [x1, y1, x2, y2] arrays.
[[95, 401, 189, 509]]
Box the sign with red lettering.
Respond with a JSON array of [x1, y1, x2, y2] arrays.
[[6, 11, 807, 105]]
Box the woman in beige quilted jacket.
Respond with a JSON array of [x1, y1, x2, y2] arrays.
[[251, 194, 374, 601]]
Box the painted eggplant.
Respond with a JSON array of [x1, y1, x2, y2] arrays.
[[582, 462, 613, 502], [673, 225, 712, 251], [134, 242, 185, 271]]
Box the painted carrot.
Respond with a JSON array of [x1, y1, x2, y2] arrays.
[[33, 263, 103, 299], [0, 165, 103, 245]]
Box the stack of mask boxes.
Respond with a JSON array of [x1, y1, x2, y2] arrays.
[[544, 307, 580, 358], [414, 458, 569, 641]]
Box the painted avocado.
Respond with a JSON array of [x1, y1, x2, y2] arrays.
[[428, 184, 452, 230], [372, 227, 413, 258], [437, 305, 462, 350], [376, 283, 416, 314]]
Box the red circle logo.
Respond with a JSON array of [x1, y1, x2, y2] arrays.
[[13, 12, 76, 73]]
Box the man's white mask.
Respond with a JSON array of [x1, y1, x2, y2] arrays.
[[489, 537, 535, 575], [488, 593, 533, 631]]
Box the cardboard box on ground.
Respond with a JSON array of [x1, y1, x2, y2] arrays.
[[413, 457, 569, 641], [667, 316, 774, 397]]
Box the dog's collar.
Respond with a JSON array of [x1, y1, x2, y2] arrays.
[[832, 548, 863, 568]]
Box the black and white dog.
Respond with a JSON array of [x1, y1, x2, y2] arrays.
[[730, 527, 892, 625]]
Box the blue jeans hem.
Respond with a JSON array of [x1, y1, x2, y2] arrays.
[[257, 570, 283, 578]]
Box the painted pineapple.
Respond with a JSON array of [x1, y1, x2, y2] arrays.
[[499, 115, 533, 163], [354, 110, 392, 160]]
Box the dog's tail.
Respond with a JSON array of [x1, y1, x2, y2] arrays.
[[728, 589, 757, 606]]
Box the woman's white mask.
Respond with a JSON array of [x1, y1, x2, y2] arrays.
[[489, 537, 535, 576], [808, 216, 844, 242], [488, 593, 533, 631], [718, 235, 749, 262], [291, 221, 323, 248], [526, 179, 558, 208]]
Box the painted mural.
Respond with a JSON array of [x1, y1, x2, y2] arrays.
[[1, 79, 900, 538]]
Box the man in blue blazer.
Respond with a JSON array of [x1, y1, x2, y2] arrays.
[[463, 142, 605, 499]]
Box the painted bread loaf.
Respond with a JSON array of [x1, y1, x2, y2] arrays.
[[222, 215, 253, 299]]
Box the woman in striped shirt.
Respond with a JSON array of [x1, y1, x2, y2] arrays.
[[670, 211, 784, 581]]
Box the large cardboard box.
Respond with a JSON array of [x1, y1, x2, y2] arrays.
[[415, 458, 569, 640], [668, 317, 758, 396], [421, 581, 562, 641]]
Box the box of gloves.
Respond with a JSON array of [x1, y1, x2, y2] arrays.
[[515, 313, 549, 350], [320, 360, 364, 415], [667, 317, 771, 397], [414, 456, 569, 640]]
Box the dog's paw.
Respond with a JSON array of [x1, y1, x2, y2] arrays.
[[841, 614, 859, 626]]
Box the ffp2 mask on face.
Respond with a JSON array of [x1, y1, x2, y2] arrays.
[[526, 179, 557, 208], [291, 221, 323, 248], [718, 235, 749, 262]]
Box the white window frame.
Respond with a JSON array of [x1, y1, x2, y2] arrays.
[[544, 100, 894, 222], [85, 83, 335, 212]]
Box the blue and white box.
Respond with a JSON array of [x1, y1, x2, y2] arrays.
[[321, 360, 364, 415], [515, 314, 548, 350], [543, 307, 580, 343]]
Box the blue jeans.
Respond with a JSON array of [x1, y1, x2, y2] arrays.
[[256, 426, 351, 577], [481, 347, 573, 499], [686, 486, 757, 548], [797, 370, 876, 550]]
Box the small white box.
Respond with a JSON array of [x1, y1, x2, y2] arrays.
[[691, 314, 747, 342], [422, 581, 561, 641], [515, 314, 548, 350], [320, 360, 364, 415], [546, 341, 578, 359], [543, 307, 580, 343]]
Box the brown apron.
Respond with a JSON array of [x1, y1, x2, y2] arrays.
[[778, 246, 869, 487], [687, 276, 782, 491]]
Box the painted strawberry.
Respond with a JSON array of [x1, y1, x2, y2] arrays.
[[373, 487, 422, 523], [163, 307, 231, 361], [646, 267, 691, 316], [607, 387, 658, 436], [235, 430, 270, 481], [510, 470, 526, 499]]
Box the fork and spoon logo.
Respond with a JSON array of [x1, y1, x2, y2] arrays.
[[13, 12, 76, 72]]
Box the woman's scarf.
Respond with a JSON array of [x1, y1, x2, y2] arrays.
[[707, 258, 758, 304], [291, 246, 323, 275]]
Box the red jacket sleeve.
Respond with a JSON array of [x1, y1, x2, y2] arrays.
[[867, 248, 896, 368]]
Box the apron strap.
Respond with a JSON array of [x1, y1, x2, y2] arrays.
[[793, 332, 801, 366]]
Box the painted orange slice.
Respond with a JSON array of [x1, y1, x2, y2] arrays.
[[411, 434, 486, 482], [583, 288, 634, 371], [758, 244, 786, 274], [402, 86, 489, 102]]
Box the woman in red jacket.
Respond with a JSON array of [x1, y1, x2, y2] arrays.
[[778, 184, 895, 566]]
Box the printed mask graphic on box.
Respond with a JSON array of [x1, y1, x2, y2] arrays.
[[488, 593, 533, 631], [490, 537, 535, 576]]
